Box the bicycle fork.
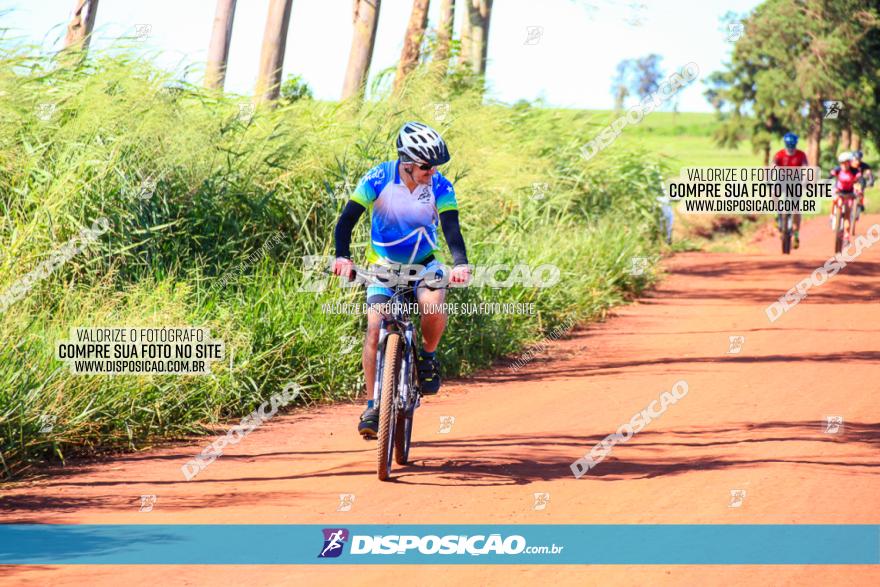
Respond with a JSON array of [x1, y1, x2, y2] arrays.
[[373, 324, 418, 413], [373, 329, 390, 411], [399, 325, 418, 413]]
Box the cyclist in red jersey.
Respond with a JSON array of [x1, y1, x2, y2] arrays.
[[832, 153, 862, 192], [849, 150, 873, 214], [771, 132, 809, 248], [831, 151, 863, 245]]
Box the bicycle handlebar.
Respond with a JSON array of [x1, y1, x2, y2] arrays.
[[324, 264, 450, 290]]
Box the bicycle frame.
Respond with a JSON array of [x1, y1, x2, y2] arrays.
[[364, 263, 447, 418]]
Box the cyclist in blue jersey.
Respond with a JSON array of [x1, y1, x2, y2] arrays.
[[332, 122, 471, 437]]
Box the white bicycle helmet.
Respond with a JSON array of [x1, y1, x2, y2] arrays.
[[396, 121, 450, 166], [838, 151, 852, 163]]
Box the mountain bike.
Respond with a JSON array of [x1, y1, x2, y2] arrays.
[[340, 264, 446, 481], [831, 191, 858, 254]]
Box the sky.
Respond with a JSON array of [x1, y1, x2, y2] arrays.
[[1, 0, 762, 112]]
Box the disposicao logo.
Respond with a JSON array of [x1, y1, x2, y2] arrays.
[[318, 528, 349, 558]]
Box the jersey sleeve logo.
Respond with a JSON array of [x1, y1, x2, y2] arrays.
[[362, 164, 387, 189]]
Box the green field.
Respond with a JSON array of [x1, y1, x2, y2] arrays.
[[616, 111, 761, 170], [577, 109, 875, 172], [546, 109, 763, 170]]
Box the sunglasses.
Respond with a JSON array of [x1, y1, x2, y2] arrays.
[[402, 159, 438, 172]]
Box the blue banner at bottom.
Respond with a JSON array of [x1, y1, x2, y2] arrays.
[[0, 524, 877, 565]]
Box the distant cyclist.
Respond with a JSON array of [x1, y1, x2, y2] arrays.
[[830, 151, 862, 245], [332, 122, 470, 437], [849, 150, 873, 214], [771, 132, 809, 248]]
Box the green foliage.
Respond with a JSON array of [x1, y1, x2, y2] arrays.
[[705, 0, 880, 160], [0, 48, 669, 479], [613, 54, 664, 106], [280, 74, 313, 103]]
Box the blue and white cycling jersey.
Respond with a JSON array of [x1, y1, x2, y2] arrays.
[[350, 160, 458, 264]]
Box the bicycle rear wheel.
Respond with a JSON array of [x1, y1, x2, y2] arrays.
[[394, 406, 414, 465], [377, 333, 401, 481], [782, 222, 792, 255], [849, 200, 858, 239]]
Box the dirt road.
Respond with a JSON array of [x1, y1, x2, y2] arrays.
[[3, 214, 880, 585]]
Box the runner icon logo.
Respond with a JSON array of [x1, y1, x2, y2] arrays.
[[139, 494, 157, 512], [524, 26, 543, 45], [824, 101, 842, 120], [336, 494, 356, 512], [36, 103, 56, 122], [629, 256, 649, 276], [339, 334, 359, 355], [134, 24, 152, 41], [532, 492, 550, 511], [432, 102, 450, 122], [728, 489, 746, 508], [137, 176, 157, 200], [727, 335, 745, 354], [531, 182, 548, 201], [318, 528, 349, 558], [823, 415, 844, 434], [38, 414, 56, 433], [439, 415, 455, 434], [727, 22, 744, 42], [237, 103, 255, 122]]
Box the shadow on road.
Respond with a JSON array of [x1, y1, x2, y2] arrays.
[[390, 420, 880, 486], [3, 422, 879, 515], [481, 350, 880, 384]]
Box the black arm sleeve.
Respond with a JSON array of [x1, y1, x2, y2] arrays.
[[334, 200, 365, 259], [439, 209, 469, 266]]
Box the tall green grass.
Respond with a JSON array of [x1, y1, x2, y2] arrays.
[[0, 47, 669, 479]]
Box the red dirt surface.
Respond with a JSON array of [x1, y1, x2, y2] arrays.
[[3, 214, 880, 586]]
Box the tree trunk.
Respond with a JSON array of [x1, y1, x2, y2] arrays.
[[762, 143, 770, 167], [806, 98, 823, 166], [465, 0, 492, 75], [850, 133, 862, 152], [459, 3, 472, 68], [254, 0, 293, 106], [394, 0, 430, 94], [205, 0, 238, 90], [341, 0, 382, 101], [829, 130, 840, 162], [839, 124, 851, 154], [431, 0, 455, 77], [64, 0, 100, 51]]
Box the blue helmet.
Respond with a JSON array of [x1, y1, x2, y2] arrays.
[[852, 150, 864, 160], [783, 132, 798, 148]]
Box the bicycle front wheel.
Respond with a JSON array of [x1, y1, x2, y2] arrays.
[[781, 214, 792, 255], [834, 205, 844, 254], [377, 333, 401, 481]]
